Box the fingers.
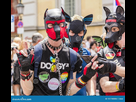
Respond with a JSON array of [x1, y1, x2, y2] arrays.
[[97, 57, 107, 64], [85, 55, 98, 68], [15, 46, 34, 58], [98, 64, 104, 69], [86, 61, 93, 68], [91, 55, 98, 62], [14, 48, 19, 54], [20, 50, 28, 57], [21, 41, 28, 56], [91, 61, 98, 70], [91, 62, 104, 71], [30, 49, 34, 55], [24, 42, 28, 50], [23, 49, 28, 56], [95, 64, 104, 71]]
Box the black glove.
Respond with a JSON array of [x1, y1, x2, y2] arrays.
[[75, 64, 96, 88], [119, 78, 125, 91], [81, 65, 96, 82], [96, 57, 116, 75], [17, 51, 34, 71]]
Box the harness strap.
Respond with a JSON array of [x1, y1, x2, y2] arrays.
[[69, 48, 77, 79], [34, 43, 43, 78]]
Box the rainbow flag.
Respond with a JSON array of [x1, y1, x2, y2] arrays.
[[113, 0, 122, 12]]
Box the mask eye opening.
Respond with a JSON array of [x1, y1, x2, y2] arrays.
[[120, 23, 123, 25], [47, 23, 54, 28], [111, 27, 119, 32], [59, 22, 64, 27]]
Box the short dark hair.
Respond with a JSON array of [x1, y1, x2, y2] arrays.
[[32, 33, 43, 43], [90, 41, 97, 48], [86, 36, 91, 41]]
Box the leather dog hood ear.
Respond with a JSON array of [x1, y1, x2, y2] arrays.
[[103, 6, 111, 17], [83, 14, 93, 25], [61, 7, 71, 22], [116, 6, 124, 16], [44, 8, 48, 19]]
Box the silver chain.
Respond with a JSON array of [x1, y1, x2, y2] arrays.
[[66, 82, 74, 96], [54, 50, 63, 96]]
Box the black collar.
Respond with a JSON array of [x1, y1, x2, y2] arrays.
[[46, 40, 63, 50]]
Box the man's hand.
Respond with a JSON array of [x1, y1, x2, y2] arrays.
[[81, 55, 98, 81], [84, 55, 116, 75], [91, 57, 116, 75], [14, 47, 34, 72], [119, 78, 125, 91], [75, 56, 97, 89]]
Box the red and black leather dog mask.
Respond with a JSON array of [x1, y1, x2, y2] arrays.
[[44, 8, 68, 41]]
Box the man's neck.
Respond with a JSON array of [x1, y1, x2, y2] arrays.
[[46, 38, 63, 54], [116, 40, 125, 49], [116, 32, 125, 49], [48, 38, 62, 47]]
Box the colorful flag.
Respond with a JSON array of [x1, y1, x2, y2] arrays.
[[113, 0, 122, 12]]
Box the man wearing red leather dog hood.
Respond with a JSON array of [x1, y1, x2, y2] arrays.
[[15, 8, 97, 95]]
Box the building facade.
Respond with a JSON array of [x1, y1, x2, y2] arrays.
[[11, 0, 125, 40], [11, 0, 19, 40]]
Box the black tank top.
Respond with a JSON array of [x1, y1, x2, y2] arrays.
[[31, 43, 71, 95]]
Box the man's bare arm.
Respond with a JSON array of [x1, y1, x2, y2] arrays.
[[66, 72, 77, 95], [86, 73, 97, 95], [68, 82, 81, 95], [114, 66, 125, 77], [67, 56, 98, 96], [99, 76, 119, 93]]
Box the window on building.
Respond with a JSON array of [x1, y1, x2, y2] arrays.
[[64, 0, 75, 17], [56, 0, 81, 17]]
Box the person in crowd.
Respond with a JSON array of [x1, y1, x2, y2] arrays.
[[11, 42, 19, 84], [13, 37, 21, 47], [86, 6, 125, 96], [81, 40, 86, 49], [85, 36, 92, 49], [89, 41, 98, 56], [32, 33, 44, 46], [66, 14, 97, 95], [12, 40, 30, 95], [14, 8, 97, 96], [11, 37, 21, 95]]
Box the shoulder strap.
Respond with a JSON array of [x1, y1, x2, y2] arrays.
[[34, 43, 43, 78], [69, 48, 77, 79]]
